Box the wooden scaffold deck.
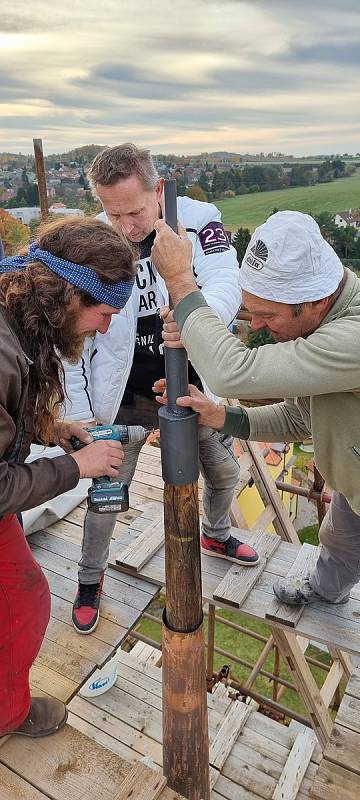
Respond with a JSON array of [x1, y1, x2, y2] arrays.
[[1, 442, 360, 799]]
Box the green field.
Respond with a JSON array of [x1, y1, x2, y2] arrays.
[[216, 172, 360, 231]]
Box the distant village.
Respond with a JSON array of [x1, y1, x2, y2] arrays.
[[0, 147, 359, 256]]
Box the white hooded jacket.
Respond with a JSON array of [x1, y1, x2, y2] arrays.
[[63, 195, 241, 423]]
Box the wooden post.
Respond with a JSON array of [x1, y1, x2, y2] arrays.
[[273, 645, 280, 702], [160, 180, 210, 800], [206, 603, 216, 690], [33, 138, 49, 220]]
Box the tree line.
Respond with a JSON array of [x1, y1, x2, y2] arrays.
[[177, 159, 355, 202]]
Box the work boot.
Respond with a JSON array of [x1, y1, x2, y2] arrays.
[[201, 533, 259, 566], [72, 575, 104, 634], [273, 575, 350, 606], [5, 697, 67, 738]]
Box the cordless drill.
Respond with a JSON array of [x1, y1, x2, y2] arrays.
[[71, 424, 151, 514]]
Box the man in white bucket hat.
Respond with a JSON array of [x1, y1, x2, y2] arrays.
[[151, 210, 360, 607]]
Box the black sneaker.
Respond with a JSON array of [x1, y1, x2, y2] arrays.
[[201, 533, 260, 565], [72, 576, 104, 634]]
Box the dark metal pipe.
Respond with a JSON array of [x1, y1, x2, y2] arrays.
[[158, 180, 199, 486], [275, 480, 331, 505], [226, 678, 311, 727]]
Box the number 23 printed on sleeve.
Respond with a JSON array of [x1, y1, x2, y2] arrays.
[[198, 222, 230, 255]]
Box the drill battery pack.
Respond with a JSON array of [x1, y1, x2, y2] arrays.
[[87, 479, 129, 514]]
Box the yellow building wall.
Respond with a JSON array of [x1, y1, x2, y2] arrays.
[[238, 445, 297, 532]]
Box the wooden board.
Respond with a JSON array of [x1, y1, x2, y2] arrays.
[[0, 725, 182, 800], [213, 531, 281, 608], [114, 522, 360, 657], [272, 727, 316, 800], [324, 723, 360, 776], [344, 667, 360, 700], [116, 516, 164, 572], [0, 763, 49, 798], [265, 543, 319, 628], [112, 762, 166, 800], [25, 527, 159, 708], [335, 693, 360, 734], [310, 760, 360, 800], [209, 701, 252, 788]]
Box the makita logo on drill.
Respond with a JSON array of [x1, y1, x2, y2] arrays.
[[245, 239, 269, 271]]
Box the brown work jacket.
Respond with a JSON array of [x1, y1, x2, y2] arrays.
[[0, 305, 79, 516]]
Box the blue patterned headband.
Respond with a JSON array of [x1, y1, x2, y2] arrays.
[[0, 241, 135, 309]]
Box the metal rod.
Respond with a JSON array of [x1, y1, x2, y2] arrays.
[[313, 464, 327, 525], [33, 138, 49, 219], [142, 612, 331, 674], [275, 480, 331, 505], [227, 679, 312, 727], [213, 644, 295, 691]]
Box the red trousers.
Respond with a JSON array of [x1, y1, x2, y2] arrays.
[[0, 514, 51, 734]]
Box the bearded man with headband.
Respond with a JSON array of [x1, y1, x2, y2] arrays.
[[0, 216, 135, 740]]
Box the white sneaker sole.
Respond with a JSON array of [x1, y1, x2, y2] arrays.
[[201, 547, 260, 567]]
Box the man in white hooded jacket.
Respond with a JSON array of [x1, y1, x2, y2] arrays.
[[64, 144, 259, 634]]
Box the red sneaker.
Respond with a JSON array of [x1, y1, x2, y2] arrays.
[[72, 576, 104, 634], [201, 533, 259, 566]]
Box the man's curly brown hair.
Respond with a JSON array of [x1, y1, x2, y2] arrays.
[[0, 216, 136, 443]]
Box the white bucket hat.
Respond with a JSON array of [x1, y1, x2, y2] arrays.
[[240, 211, 344, 303]]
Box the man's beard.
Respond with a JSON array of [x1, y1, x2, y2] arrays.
[[54, 307, 95, 363]]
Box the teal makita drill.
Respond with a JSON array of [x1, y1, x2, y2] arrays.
[[71, 424, 152, 514]]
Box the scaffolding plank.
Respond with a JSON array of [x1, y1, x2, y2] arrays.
[[343, 667, 360, 699], [68, 696, 163, 765], [0, 763, 49, 798], [336, 694, 360, 733], [209, 701, 252, 788], [112, 762, 166, 800], [0, 726, 182, 800], [272, 727, 316, 800], [311, 760, 360, 800], [265, 543, 319, 628], [324, 723, 360, 776], [213, 531, 281, 609], [116, 516, 164, 572]]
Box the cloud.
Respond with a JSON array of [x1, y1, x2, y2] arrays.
[[282, 40, 360, 66], [0, 0, 360, 154], [85, 63, 198, 101]]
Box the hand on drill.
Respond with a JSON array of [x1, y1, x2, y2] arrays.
[[70, 439, 124, 480]]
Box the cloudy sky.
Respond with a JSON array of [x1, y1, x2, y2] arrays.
[[1, 0, 360, 155]]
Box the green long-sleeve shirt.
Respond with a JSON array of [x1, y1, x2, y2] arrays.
[[174, 268, 360, 514]]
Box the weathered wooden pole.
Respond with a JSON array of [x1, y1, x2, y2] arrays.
[[159, 180, 210, 800], [33, 138, 49, 220]]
